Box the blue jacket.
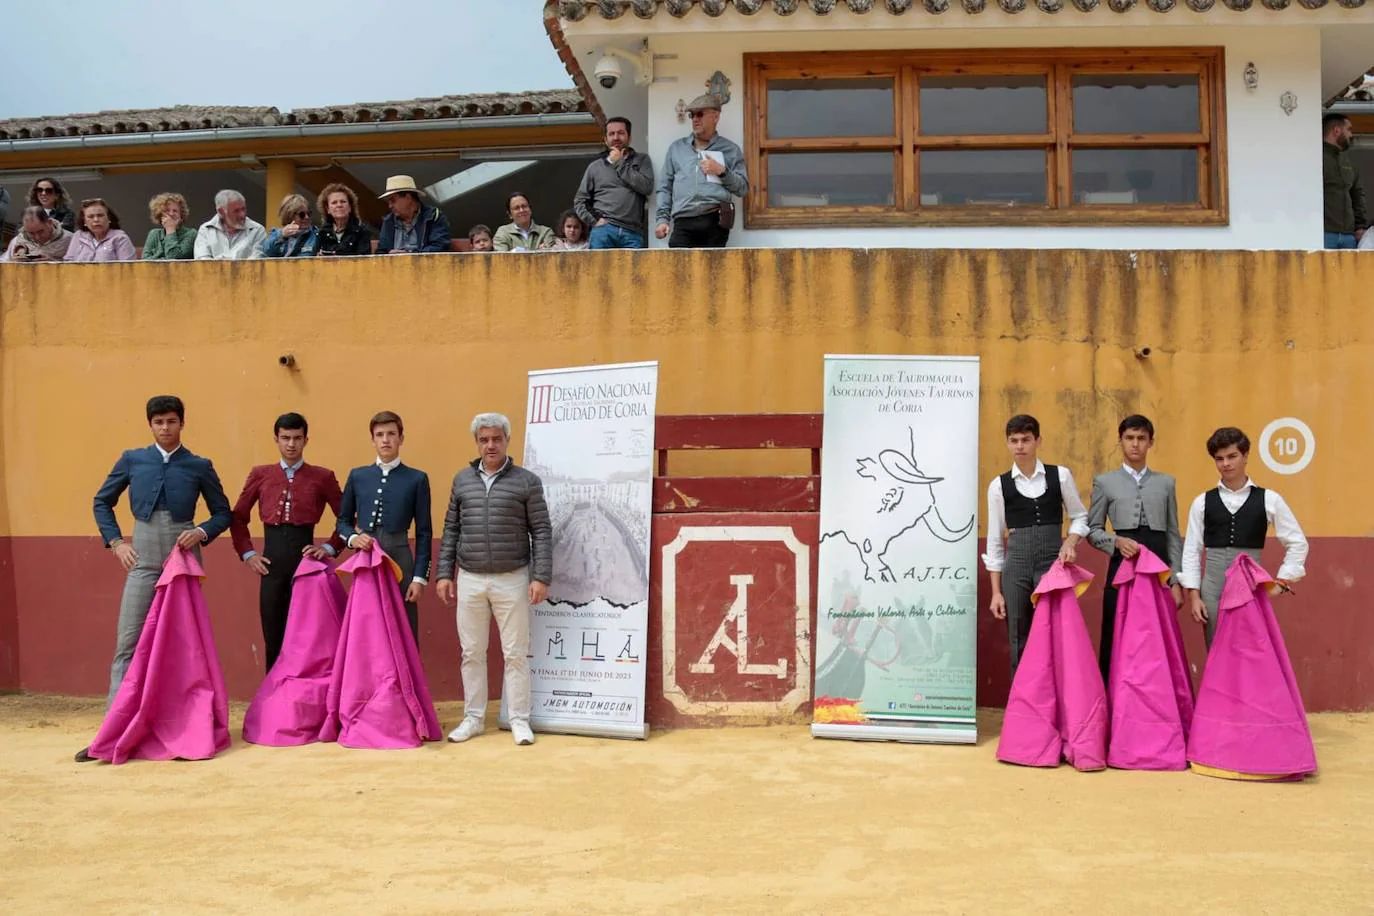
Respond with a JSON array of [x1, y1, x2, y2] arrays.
[[262, 225, 319, 258], [93, 445, 232, 546], [376, 205, 452, 254], [337, 463, 433, 580]]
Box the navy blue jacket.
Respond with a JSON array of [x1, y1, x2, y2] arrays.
[[337, 463, 433, 580], [93, 444, 232, 546], [376, 205, 452, 254]]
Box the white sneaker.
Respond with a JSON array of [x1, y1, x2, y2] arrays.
[[446, 717, 483, 743], [511, 720, 536, 746]]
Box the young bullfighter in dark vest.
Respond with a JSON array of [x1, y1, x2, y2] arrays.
[[984, 414, 1090, 677]]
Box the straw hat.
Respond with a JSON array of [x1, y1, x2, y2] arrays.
[[379, 175, 425, 199]]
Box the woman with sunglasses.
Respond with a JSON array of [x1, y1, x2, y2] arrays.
[[262, 194, 319, 258], [27, 177, 76, 232], [64, 198, 136, 262]]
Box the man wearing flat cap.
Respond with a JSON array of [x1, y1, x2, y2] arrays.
[[376, 175, 453, 254], [654, 93, 749, 249]]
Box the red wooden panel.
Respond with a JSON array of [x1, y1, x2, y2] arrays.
[[653, 476, 820, 514], [654, 414, 822, 450]]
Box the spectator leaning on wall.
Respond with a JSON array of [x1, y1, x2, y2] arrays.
[[376, 176, 452, 254], [1, 206, 72, 262], [142, 193, 196, 261], [1322, 112, 1368, 250], [575, 115, 654, 250], [194, 190, 266, 260], [654, 93, 749, 249]]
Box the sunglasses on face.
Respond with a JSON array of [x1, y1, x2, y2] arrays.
[[688, 111, 709, 119], [36, 186, 56, 194], [294, 211, 309, 219]]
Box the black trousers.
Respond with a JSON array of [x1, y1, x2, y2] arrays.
[[668, 211, 730, 249], [260, 524, 315, 671], [374, 530, 419, 645], [1099, 526, 1170, 680]]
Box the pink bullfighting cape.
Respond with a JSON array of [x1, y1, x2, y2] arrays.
[[242, 556, 348, 746], [318, 541, 440, 749], [89, 548, 231, 764], [997, 561, 1108, 772], [1187, 553, 1317, 781], [1107, 547, 1195, 770]]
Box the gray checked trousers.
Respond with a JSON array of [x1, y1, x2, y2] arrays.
[[107, 510, 199, 705], [1000, 524, 1063, 677]]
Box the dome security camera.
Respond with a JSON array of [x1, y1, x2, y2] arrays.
[[594, 54, 623, 90]]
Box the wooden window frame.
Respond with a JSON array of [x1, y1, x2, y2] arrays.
[[743, 47, 1229, 229]]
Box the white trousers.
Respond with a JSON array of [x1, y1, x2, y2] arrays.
[[457, 566, 531, 723]]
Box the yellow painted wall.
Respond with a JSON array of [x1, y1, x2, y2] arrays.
[[0, 250, 1369, 539]]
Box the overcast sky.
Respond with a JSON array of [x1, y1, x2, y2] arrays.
[[0, 1, 573, 120]]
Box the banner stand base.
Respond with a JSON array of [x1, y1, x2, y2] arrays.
[[811, 722, 977, 745], [499, 713, 648, 741]]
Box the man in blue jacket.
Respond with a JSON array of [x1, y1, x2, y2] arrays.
[[375, 175, 452, 254], [337, 410, 433, 642], [80, 394, 232, 762]]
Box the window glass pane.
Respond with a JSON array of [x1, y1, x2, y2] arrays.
[[767, 152, 895, 207], [919, 150, 1047, 206], [1072, 74, 1200, 134], [1072, 149, 1198, 204], [918, 75, 1047, 136], [767, 78, 894, 138]]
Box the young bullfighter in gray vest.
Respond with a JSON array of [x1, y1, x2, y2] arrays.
[[984, 414, 1091, 677], [436, 412, 553, 747], [1179, 427, 1308, 646], [1086, 414, 1184, 679]]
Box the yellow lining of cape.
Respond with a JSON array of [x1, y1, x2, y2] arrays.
[[1189, 763, 1298, 782]]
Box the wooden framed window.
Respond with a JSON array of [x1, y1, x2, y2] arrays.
[[744, 47, 1228, 228]]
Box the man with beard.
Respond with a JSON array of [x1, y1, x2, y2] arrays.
[[576, 116, 654, 250], [1322, 112, 1368, 250]]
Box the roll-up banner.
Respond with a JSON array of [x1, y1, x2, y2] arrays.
[[502, 361, 658, 740], [812, 355, 981, 744]]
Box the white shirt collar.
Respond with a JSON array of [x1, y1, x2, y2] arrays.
[[1123, 463, 1149, 482], [376, 457, 402, 474], [1218, 477, 1253, 495], [1011, 460, 1045, 482], [479, 457, 511, 478], [154, 443, 182, 462], [281, 458, 304, 472]]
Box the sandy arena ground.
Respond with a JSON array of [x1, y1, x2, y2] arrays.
[[1, 695, 1370, 914]]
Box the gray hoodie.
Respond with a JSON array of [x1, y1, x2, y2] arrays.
[[574, 148, 654, 235]]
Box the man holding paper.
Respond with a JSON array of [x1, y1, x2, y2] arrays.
[[654, 93, 749, 249]]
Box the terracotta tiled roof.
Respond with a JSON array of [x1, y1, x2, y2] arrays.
[[0, 106, 282, 140], [552, 0, 1365, 17], [0, 90, 587, 141], [547, 0, 1368, 124]]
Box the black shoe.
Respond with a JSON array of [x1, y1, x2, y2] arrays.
[[74, 746, 95, 763]]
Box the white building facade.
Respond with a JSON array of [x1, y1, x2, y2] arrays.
[[550, 0, 1374, 249]]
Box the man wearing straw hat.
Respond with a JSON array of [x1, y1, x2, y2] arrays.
[[376, 175, 453, 254]]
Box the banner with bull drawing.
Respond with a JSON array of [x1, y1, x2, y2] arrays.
[[813, 355, 981, 744], [502, 360, 658, 740]]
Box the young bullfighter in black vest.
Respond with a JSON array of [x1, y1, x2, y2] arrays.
[[1179, 427, 1308, 646], [984, 414, 1091, 676]]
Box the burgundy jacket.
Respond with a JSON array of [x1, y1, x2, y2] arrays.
[[230, 462, 345, 558]]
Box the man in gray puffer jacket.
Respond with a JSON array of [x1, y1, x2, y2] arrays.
[[436, 412, 552, 747]]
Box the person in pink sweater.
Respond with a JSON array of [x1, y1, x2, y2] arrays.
[[64, 198, 136, 262]]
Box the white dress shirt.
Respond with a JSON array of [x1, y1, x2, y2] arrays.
[[1178, 478, 1307, 589], [1123, 462, 1148, 484], [982, 461, 1090, 572]]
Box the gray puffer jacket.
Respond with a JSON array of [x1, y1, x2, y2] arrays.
[[436, 458, 552, 583]]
